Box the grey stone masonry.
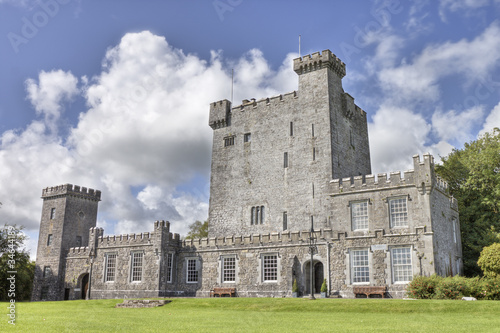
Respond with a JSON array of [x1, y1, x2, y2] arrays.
[[208, 50, 371, 238], [32, 184, 100, 301], [32, 48, 462, 301]]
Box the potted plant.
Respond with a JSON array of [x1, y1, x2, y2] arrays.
[[292, 278, 299, 298], [320, 279, 328, 298]]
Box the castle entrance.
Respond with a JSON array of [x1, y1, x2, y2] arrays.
[[305, 261, 324, 294], [81, 273, 89, 300]]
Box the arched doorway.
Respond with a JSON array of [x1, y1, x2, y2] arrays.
[[81, 273, 89, 300], [305, 261, 324, 294]]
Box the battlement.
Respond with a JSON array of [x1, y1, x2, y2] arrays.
[[330, 153, 449, 195], [182, 226, 429, 249], [67, 246, 90, 257], [42, 184, 101, 201], [293, 50, 346, 78], [234, 91, 298, 111], [209, 99, 231, 129]]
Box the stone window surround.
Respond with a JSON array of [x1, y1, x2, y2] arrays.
[[104, 252, 117, 283], [390, 246, 413, 284], [251, 206, 265, 225], [130, 251, 144, 283], [244, 133, 251, 143], [218, 254, 238, 284], [47, 234, 53, 246], [350, 200, 369, 231], [166, 252, 174, 283], [43, 265, 51, 278], [224, 135, 235, 147], [388, 196, 409, 228], [50, 207, 56, 219], [258, 252, 280, 283], [345, 248, 373, 286], [186, 257, 200, 284]]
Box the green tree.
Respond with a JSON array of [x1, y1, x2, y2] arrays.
[[477, 243, 500, 278], [186, 220, 208, 239], [0, 224, 35, 301], [436, 128, 500, 276]]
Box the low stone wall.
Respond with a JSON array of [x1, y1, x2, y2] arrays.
[[115, 299, 171, 308]]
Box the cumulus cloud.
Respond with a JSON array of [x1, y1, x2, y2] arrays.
[[0, 31, 297, 258], [431, 106, 485, 144], [479, 102, 500, 136], [378, 21, 500, 104]]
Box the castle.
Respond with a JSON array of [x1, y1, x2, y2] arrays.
[[32, 50, 462, 301]]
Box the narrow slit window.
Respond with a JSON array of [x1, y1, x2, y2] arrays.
[[290, 122, 293, 136], [312, 124, 315, 137], [283, 212, 287, 231], [284, 152, 288, 168]]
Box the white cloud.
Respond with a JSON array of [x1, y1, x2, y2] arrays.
[[0, 31, 298, 258], [479, 101, 500, 136], [432, 106, 485, 144], [378, 21, 500, 104]]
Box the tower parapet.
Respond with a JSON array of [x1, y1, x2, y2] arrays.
[[293, 50, 346, 78], [209, 99, 231, 130], [42, 184, 101, 201]]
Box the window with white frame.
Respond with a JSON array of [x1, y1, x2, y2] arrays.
[[262, 254, 278, 282], [130, 252, 143, 282], [389, 197, 408, 227], [351, 249, 369, 283], [105, 253, 117, 282], [187, 258, 199, 283], [391, 247, 412, 283], [222, 256, 236, 283], [351, 201, 368, 230], [166, 253, 174, 283]]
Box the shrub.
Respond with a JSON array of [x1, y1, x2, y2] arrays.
[[478, 243, 500, 278], [321, 279, 328, 293], [482, 276, 500, 300], [435, 276, 469, 300], [466, 276, 486, 299], [406, 275, 442, 299]]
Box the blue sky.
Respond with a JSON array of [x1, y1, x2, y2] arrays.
[[0, 0, 499, 259]]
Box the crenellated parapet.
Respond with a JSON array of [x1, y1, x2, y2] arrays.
[[209, 99, 231, 130], [181, 227, 431, 250], [330, 153, 449, 196], [293, 50, 346, 78], [42, 183, 101, 201], [66, 246, 90, 257]]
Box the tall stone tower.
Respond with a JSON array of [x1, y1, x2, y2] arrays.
[[32, 184, 100, 301], [208, 50, 371, 237]]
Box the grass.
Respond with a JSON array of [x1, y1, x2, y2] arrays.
[[2, 297, 500, 332]]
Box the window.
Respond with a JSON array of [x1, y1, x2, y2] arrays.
[[391, 247, 412, 283], [251, 206, 265, 225], [283, 211, 288, 231], [284, 152, 288, 168], [50, 208, 56, 219], [452, 218, 457, 244], [47, 234, 53, 246], [76, 236, 82, 247], [222, 256, 236, 282], [187, 258, 199, 283], [262, 254, 278, 282], [290, 122, 293, 136], [351, 201, 368, 230], [313, 147, 316, 161], [389, 197, 408, 227], [131, 252, 143, 282], [43, 266, 51, 278], [244, 133, 251, 142], [41, 286, 49, 300], [166, 253, 174, 283], [351, 249, 369, 283], [312, 124, 315, 137], [224, 136, 235, 147], [105, 253, 117, 282]]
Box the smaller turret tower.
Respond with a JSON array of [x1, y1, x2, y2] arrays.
[[32, 184, 100, 301]]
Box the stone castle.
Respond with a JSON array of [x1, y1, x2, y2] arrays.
[[32, 49, 462, 301]]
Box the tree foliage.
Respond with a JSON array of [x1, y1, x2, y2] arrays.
[[185, 220, 208, 239], [477, 243, 500, 278], [436, 128, 500, 276], [0, 224, 35, 301]]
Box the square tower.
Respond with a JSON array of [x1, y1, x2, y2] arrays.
[[208, 50, 371, 237], [32, 184, 100, 301]]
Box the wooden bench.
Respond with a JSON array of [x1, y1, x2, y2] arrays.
[[353, 286, 386, 298], [210, 287, 236, 297]]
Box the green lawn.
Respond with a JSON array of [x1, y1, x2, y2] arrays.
[[2, 298, 500, 332]]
